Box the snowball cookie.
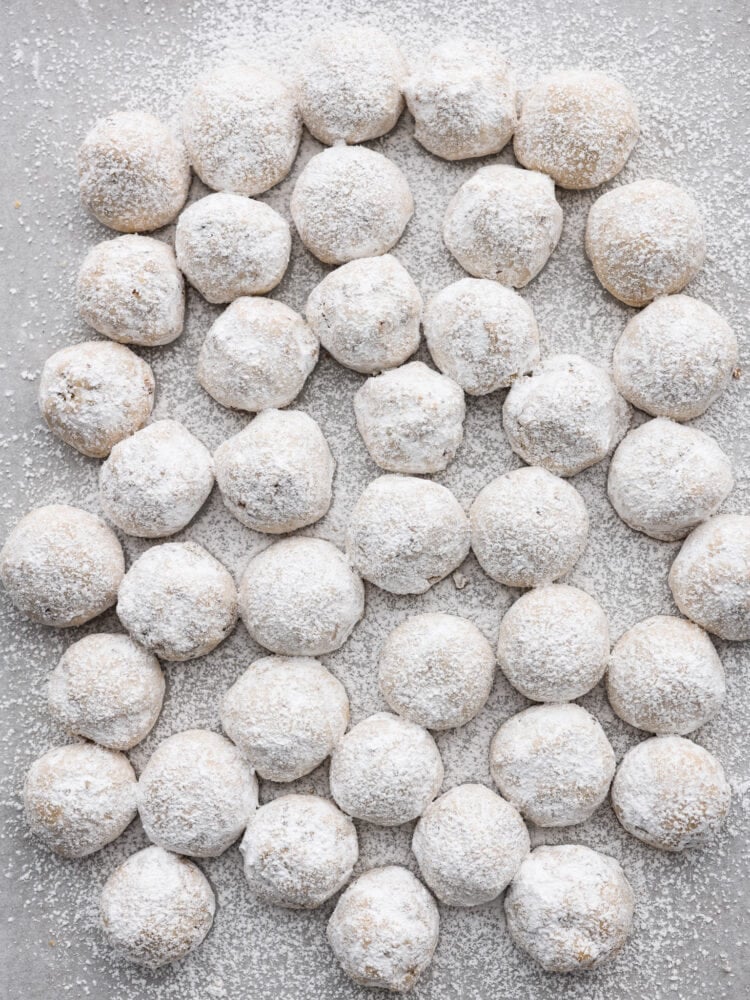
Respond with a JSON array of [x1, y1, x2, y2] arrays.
[[214, 409, 333, 533], [443, 165, 562, 287], [197, 297, 318, 413], [354, 362, 465, 474], [378, 613, 495, 730], [24, 742, 136, 858], [77, 111, 190, 233], [424, 278, 540, 396], [505, 845, 634, 972], [117, 542, 237, 661], [613, 294, 739, 422], [611, 735, 730, 850], [100, 846, 215, 967], [137, 729, 258, 858], [296, 26, 406, 145], [412, 784, 529, 907], [305, 255, 422, 375], [346, 475, 470, 595], [585, 179, 706, 307], [404, 39, 516, 161], [503, 354, 630, 477], [607, 616, 725, 736], [497, 585, 609, 702], [220, 656, 349, 781], [490, 704, 616, 827], [328, 866, 439, 993], [290, 146, 414, 265], [99, 420, 214, 538], [175, 193, 291, 304], [239, 538, 364, 655], [669, 514, 750, 640], [240, 794, 358, 908], [607, 418, 733, 542], [330, 713, 443, 826], [0, 505, 124, 628], [39, 341, 155, 458], [48, 633, 165, 750], [469, 467, 589, 588], [76, 235, 184, 346], [182, 60, 301, 196], [514, 70, 639, 189]]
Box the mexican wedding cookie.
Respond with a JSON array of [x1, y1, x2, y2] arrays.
[[100, 846, 215, 967], [117, 542, 237, 660], [290, 146, 414, 265], [137, 729, 258, 858], [239, 538, 364, 655], [404, 39, 516, 160], [505, 845, 634, 972], [330, 713, 443, 826], [327, 866, 439, 992], [214, 409, 333, 533], [503, 354, 630, 476], [443, 165, 562, 287], [514, 70, 639, 189], [607, 418, 733, 541], [469, 467, 589, 588], [0, 505, 124, 627], [77, 111, 190, 232], [611, 735, 730, 850], [490, 704, 616, 827], [76, 236, 184, 346], [586, 179, 705, 306]]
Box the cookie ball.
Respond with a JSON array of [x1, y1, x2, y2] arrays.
[[469, 467, 589, 588], [175, 193, 291, 303], [1, 504, 124, 628], [354, 361, 465, 474], [497, 585, 609, 702], [220, 655, 349, 781], [669, 514, 750, 640], [100, 846, 215, 967], [490, 703, 615, 827], [76, 235, 184, 346], [611, 735, 730, 850], [77, 111, 190, 233], [197, 297, 318, 412], [39, 341, 155, 458], [305, 255, 422, 374], [240, 794, 358, 908], [137, 729, 258, 858], [514, 70, 639, 189], [117, 541, 237, 661], [378, 613, 495, 730], [607, 418, 733, 542], [48, 633, 165, 750], [443, 165, 562, 287], [586, 179, 705, 306], [239, 538, 364, 656], [328, 866, 439, 993], [505, 845, 634, 972], [412, 784, 529, 907], [24, 742, 136, 857], [297, 27, 406, 145], [613, 294, 739, 421], [182, 60, 301, 195], [404, 39, 516, 161], [503, 353, 630, 476], [330, 713, 443, 826], [214, 409, 333, 533], [290, 146, 414, 265], [99, 420, 215, 538]]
